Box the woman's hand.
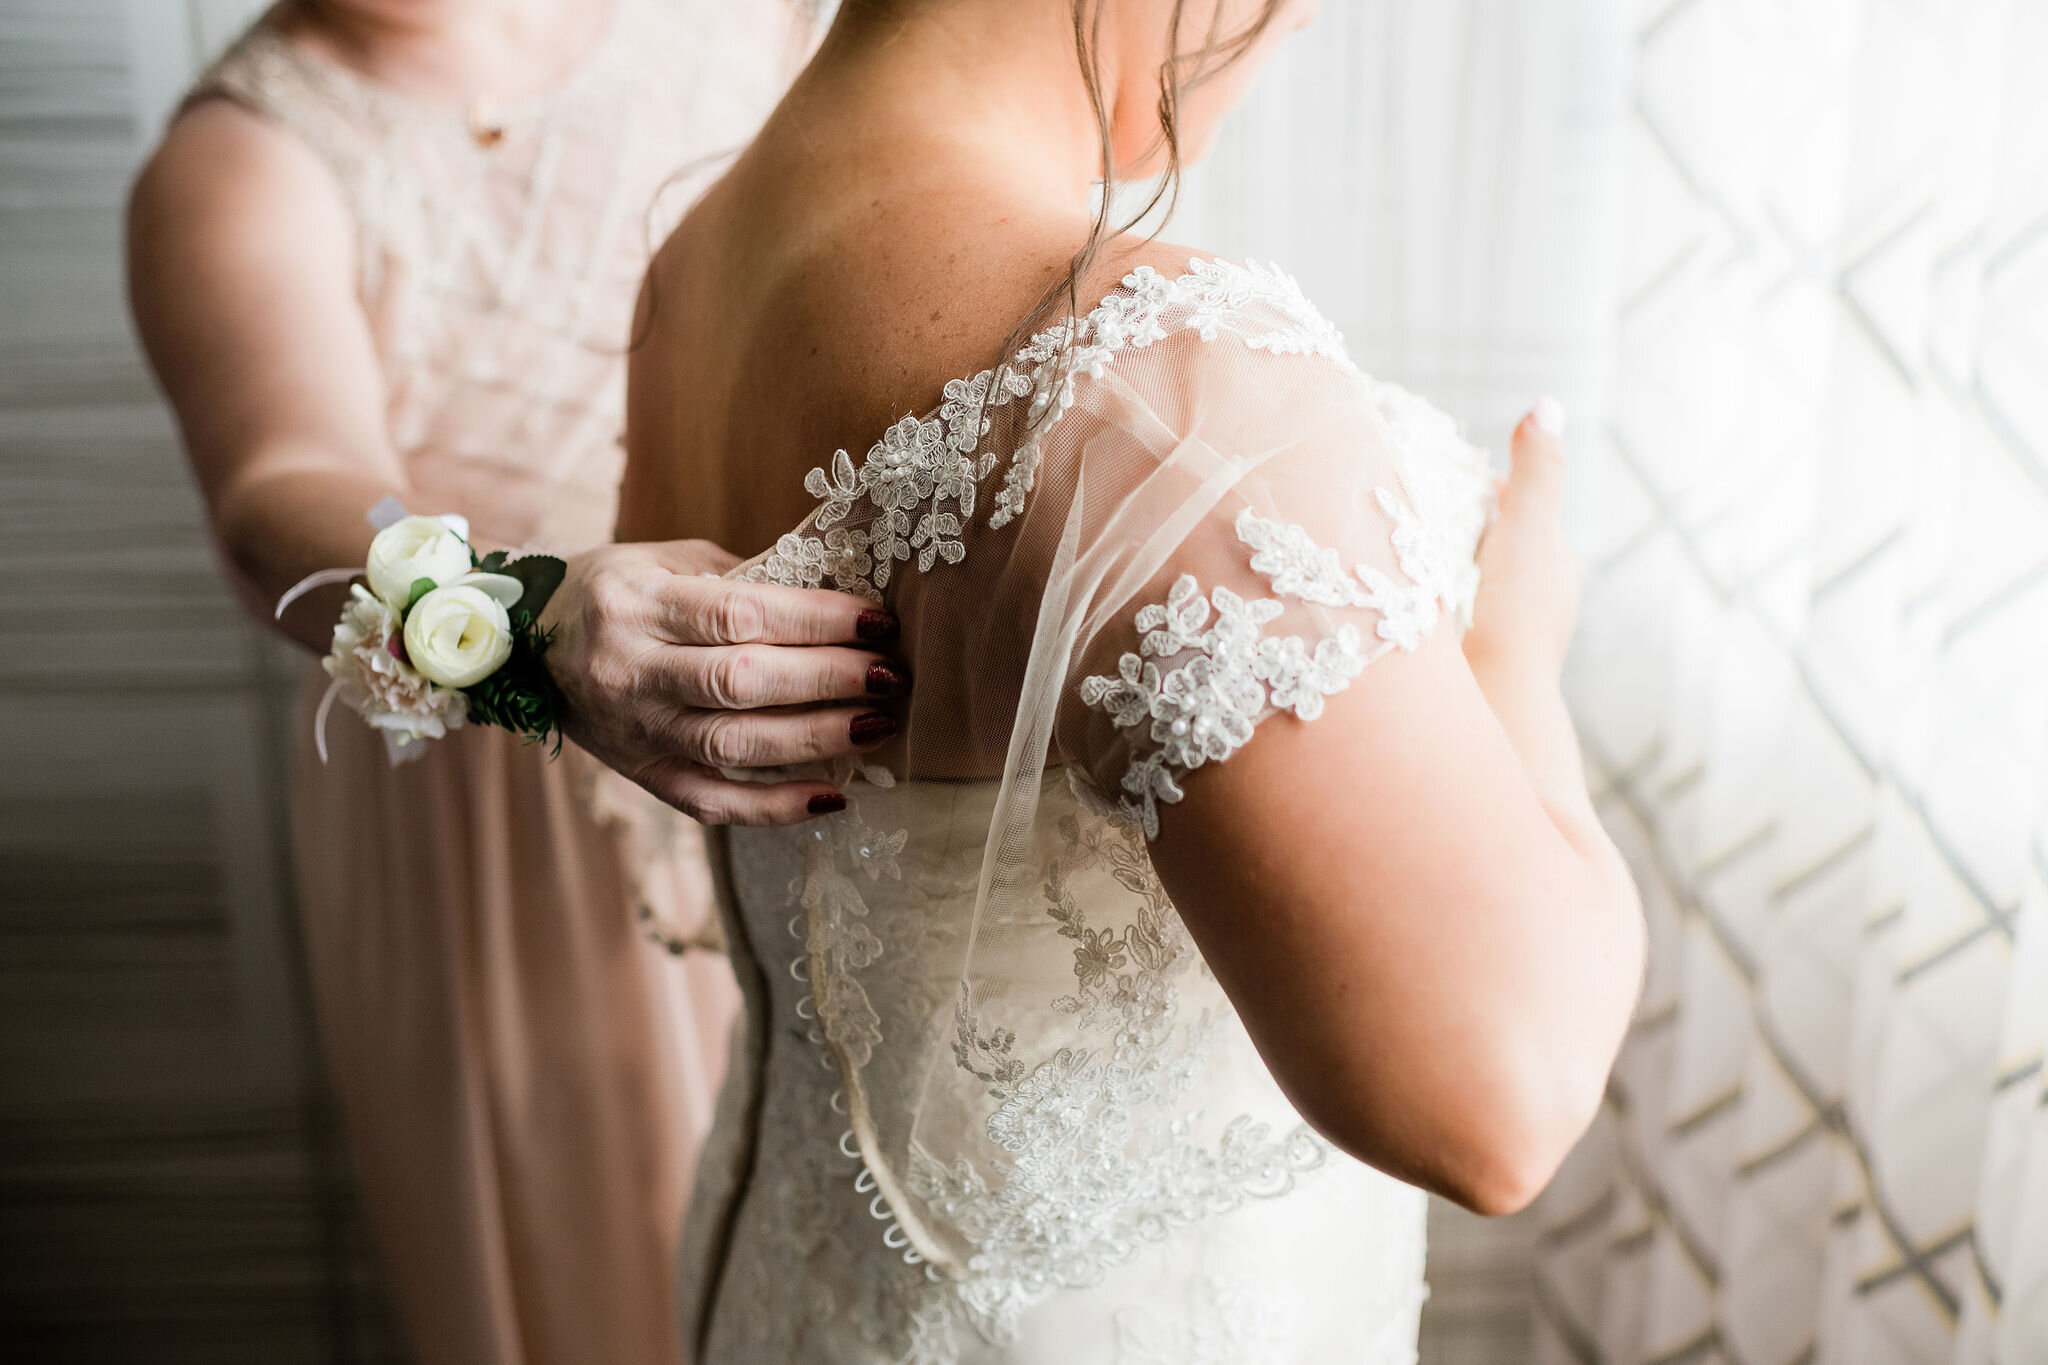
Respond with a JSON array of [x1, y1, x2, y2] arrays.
[[541, 540, 906, 826], [1464, 398, 1584, 681], [1461, 399, 1594, 817]]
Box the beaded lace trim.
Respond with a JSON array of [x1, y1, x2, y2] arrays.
[[741, 259, 1351, 601], [1080, 508, 1463, 836]]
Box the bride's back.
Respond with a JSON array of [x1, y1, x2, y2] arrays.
[[620, 38, 1209, 780], [618, 102, 1114, 557]]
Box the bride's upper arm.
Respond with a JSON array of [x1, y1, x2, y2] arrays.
[[1144, 626, 1601, 1213], [1046, 340, 1614, 1214]]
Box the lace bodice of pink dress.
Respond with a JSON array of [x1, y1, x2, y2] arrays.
[[204, 0, 796, 551], [187, 4, 801, 1363]]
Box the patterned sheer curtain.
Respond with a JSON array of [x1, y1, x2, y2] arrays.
[[1185, 2, 2048, 1362], [1539, 1, 2048, 1361]]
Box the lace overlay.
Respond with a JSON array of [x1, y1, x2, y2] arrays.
[[684, 263, 1486, 1361], [709, 782, 1429, 1364], [743, 260, 1357, 601]]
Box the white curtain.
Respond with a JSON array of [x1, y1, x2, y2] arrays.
[[1177, 0, 1630, 455], [1184, 2, 2048, 1362]]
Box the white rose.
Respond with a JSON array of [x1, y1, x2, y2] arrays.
[[403, 584, 514, 688], [367, 515, 473, 608]]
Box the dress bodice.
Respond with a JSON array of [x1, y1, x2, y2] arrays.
[[697, 777, 1430, 1364], [679, 262, 1494, 1362], [189, 0, 797, 553]]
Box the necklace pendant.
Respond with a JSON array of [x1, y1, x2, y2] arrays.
[[466, 97, 506, 148]]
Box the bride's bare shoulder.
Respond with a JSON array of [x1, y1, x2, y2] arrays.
[[623, 152, 1232, 546], [653, 157, 1221, 416]]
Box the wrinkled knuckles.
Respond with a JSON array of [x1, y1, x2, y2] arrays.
[[692, 713, 761, 771], [583, 568, 640, 631], [628, 756, 680, 803], [676, 791, 731, 825], [701, 645, 765, 711], [658, 769, 732, 826], [795, 712, 857, 762], [706, 588, 768, 646]]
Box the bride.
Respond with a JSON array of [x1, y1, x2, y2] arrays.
[[621, 0, 1646, 1359]]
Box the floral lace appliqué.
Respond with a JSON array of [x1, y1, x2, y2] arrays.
[[912, 814, 1327, 1344], [742, 260, 1351, 600], [1081, 510, 1462, 837]]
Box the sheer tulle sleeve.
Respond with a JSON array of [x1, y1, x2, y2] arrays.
[[1045, 336, 1497, 837], [738, 261, 1494, 809]]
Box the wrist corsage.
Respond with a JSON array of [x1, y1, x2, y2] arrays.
[[278, 500, 567, 764]]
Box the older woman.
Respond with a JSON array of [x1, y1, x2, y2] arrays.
[[125, 2, 893, 1363]]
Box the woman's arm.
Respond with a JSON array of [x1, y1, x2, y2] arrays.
[[1147, 410, 1643, 1215], [127, 100, 398, 646], [127, 100, 901, 824]]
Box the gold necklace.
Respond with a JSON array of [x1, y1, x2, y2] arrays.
[[465, 96, 506, 148]]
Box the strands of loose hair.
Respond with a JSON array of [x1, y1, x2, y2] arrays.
[[625, 147, 745, 357], [628, 1, 1292, 401], [997, 0, 1289, 432]]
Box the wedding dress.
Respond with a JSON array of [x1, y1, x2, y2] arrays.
[[678, 259, 1498, 1363]]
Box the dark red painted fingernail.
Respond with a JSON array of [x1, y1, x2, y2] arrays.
[[855, 611, 899, 643], [864, 661, 910, 697], [849, 711, 897, 746], [807, 793, 847, 816]]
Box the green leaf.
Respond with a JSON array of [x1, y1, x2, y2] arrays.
[[503, 554, 568, 617], [405, 576, 438, 611], [461, 614, 563, 757], [476, 549, 510, 574]]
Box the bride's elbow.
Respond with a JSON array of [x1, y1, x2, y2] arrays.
[[1436, 1127, 1574, 1217], [1431, 1082, 1600, 1217], [1448, 1059, 1611, 1216], [1297, 1049, 1608, 1220]]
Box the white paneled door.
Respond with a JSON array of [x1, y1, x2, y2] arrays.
[[0, 0, 400, 1358]]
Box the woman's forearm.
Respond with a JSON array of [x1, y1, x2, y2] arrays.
[[131, 97, 906, 826], [1464, 647, 1595, 820], [213, 462, 411, 652], [1466, 644, 1639, 925], [1466, 640, 1644, 1143]]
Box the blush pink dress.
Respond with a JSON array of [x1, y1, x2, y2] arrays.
[[185, 4, 800, 1362]]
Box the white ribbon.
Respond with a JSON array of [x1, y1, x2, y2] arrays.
[[366, 495, 407, 532], [313, 676, 342, 765], [273, 566, 362, 620]]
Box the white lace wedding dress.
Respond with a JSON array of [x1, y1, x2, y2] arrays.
[[676, 260, 1497, 1364]]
